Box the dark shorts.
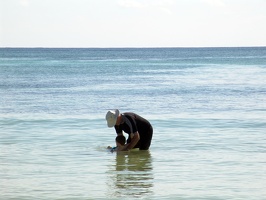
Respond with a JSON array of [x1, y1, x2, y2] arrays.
[[135, 125, 153, 150]]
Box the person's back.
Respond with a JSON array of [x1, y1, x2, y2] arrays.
[[107, 135, 126, 152], [114, 135, 126, 151]]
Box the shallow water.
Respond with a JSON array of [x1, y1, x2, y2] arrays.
[[0, 48, 266, 199]]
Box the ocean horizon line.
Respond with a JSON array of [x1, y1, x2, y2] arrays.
[[1, 46, 266, 49]]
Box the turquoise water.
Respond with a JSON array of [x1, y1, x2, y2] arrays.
[[0, 48, 266, 199]]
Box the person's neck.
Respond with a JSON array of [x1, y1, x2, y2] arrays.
[[116, 114, 123, 125], [119, 114, 125, 124]]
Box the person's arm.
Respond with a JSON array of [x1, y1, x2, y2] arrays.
[[123, 131, 140, 151]]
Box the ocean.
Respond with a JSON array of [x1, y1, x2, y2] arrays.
[[0, 47, 266, 199]]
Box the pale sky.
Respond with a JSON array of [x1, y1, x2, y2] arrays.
[[1, 0, 266, 47]]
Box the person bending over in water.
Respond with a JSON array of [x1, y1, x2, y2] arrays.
[[106, 109, 153, 151]]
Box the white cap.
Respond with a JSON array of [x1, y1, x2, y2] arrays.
[[106, 109, 119, 127]]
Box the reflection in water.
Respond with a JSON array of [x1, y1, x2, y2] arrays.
[[107, 151, 153, 198]]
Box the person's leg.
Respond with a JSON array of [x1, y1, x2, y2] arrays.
[[139, 126, 153, 150]]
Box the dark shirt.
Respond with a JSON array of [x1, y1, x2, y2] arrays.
[[114, 112, 152, 143]]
